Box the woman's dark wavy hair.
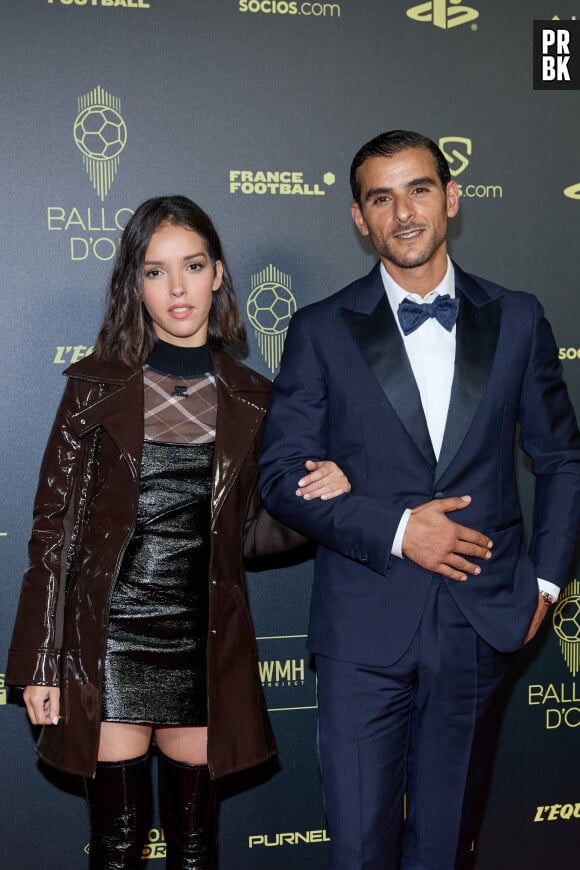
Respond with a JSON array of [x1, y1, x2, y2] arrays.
[[93, 195, 246, 367]]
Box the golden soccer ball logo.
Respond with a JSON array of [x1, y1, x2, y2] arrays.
[[247, 266, 297, 372], [74, 86, 127, 201], [553, 597, 580, 643], [74, 106, 127, 161], [247, 282, 296, 335], [553, 579, 580, 677]]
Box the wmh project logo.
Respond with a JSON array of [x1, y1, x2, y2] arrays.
[[533, 20, 580, 89]]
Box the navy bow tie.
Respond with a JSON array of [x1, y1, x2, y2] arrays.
[[397, 294, 459, 336]]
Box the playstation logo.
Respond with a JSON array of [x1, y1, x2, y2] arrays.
[[407, 0, 479, 29], [563, 182, 580, 199]]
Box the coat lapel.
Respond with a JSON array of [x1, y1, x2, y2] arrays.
[[341, 265, 436, 468], [67, 364, 143, 480], [435, 267, 503, 483], [210, 349, 269, 525]]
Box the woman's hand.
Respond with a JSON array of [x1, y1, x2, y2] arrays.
[[23, 685, 60, 726], [295, 460, 351, 500]]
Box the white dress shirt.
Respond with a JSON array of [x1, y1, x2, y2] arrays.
[[381, 259, 559, 601]]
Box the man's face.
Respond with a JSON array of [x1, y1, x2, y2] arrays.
[[350, 147, 459, 276]]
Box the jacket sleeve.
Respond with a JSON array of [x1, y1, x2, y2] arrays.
[[259, 309, 403, 575], [243, 479, 308, 561], [518, 295, 580, 587], [243, 416, 308, 561], [6, 378, 83, 687]]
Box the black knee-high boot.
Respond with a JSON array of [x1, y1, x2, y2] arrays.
[[84, 753, 151, 869], [157, 752, 216, 869]]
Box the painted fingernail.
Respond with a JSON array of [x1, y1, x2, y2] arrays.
[[298, 479, 305, 487], [474, 567, 481, 575], [52, 716, 59, 725]]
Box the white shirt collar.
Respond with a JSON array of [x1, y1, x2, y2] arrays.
[[380, 256, 455, 308]]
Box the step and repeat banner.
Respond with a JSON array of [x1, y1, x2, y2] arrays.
[[1, 2, 579, 868]]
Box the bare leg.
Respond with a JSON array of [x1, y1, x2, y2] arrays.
[[155, 725, 207, 763], [98, 721, 152, 761]]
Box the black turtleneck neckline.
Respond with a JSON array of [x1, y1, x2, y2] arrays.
[[146, 340, 213, 378]]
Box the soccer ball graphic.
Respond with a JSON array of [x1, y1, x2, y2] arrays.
[[74, 105, 127, 161], [247, 282, 296, 335], [553, 595, 580, 643]]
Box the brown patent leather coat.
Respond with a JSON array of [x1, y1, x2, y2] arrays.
[[6, 348, 302, 779]]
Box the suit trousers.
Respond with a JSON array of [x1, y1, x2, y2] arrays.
[[315, 578, 514, 870]]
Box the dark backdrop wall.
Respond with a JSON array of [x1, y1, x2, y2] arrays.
[[1, 2, 579, 867]]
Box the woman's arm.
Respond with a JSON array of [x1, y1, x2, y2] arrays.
[[243, 459, 350, 560], [6, 378, 83, 689]]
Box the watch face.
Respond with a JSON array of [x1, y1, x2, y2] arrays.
[[542, 592, 555, 605]]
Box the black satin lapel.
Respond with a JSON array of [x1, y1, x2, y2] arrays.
[[342, 295, 436, 468], [436, 294, 503, 483], [211, 382, 265, 525]]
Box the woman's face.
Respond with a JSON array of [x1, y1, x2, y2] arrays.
[[141, 222, 223, 347]]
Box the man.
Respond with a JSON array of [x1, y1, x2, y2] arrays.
[[258, 130, 580, 869]]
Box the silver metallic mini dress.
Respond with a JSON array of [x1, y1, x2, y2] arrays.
[[101, 341, 217, 725]]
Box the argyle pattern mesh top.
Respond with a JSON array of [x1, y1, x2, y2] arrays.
[[143, 366, 217, 444]]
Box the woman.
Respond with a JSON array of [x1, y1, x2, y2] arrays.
[[6, 196, 349, 868]]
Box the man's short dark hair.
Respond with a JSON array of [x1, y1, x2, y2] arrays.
[[350, 130, 451, 204]]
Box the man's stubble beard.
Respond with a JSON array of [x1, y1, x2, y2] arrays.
[[371, 223, 447, 270]]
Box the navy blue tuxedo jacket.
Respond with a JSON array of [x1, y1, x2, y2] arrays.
[[259, 262, 580, 665]]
